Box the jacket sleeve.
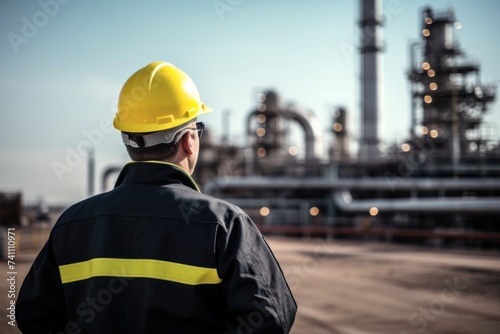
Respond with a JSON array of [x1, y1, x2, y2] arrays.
[[217, 213, 297, 334], [16, 234, 68, 333]]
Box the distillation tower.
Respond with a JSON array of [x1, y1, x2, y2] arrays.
[[407, 7, 497, 168]]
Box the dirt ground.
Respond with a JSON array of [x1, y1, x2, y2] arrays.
[[271, 237, 500, 334], [2, 225, 500, 334]]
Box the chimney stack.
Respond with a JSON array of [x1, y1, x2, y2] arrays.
[[358, 0, 383, 160]]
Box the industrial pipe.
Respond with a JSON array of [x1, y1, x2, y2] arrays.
[[333, 190, 500, 213], [204, 176, 500, 193]]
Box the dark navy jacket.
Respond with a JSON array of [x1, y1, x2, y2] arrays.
[[17, 161, 297, 333]]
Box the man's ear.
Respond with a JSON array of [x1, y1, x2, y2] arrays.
[[180, 131, 194, 156]]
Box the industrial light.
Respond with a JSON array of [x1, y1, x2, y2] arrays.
[[310, 207, 320, 216], [421, 126, 428, 135], [427, 69, 435, 77], [401, 143, 411, 152], [455, 22, 462, 29], [333, 123, 343, 132], [430, 129, 439, 138], [257, 147, 267, 157], [288, 146, 298, 156], [260, 207, 270, 216], [422, 29, 430, 37], [429, 82, 438, 90], [257, 103, 266, 112], [424, 95, 433, 103], [422, 62, 430, 70], [257, 93, 266, 102], [256, 127, 266, 137], [424, 17, 433, 25], [474, 86, 484, 98], [369, 207, 379, 216], [256, 114, 266, 123]]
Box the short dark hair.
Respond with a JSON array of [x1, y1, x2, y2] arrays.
[[125, 129, 189, 161]]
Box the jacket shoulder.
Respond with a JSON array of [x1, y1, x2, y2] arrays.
[[53, 191, 113, 227], [177, 186, 249, 231]]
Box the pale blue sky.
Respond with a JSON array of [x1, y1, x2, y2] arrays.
[[1, 0, 499, 204]]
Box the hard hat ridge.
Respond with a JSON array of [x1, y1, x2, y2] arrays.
[[113, 61, 212, 134]]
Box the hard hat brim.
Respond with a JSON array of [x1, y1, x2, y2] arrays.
[[114, 104, 213, 133]]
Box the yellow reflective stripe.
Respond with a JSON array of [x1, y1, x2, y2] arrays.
[[59, 258, 221, 285]]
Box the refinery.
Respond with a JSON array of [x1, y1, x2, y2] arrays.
[[1, 2, 500, 333], [188, 2, 500, 247], [2, 1, 500, 249]]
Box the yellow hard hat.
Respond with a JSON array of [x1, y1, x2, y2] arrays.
[[113, 61, 212, 133]]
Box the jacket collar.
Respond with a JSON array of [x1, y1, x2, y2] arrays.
[[114, 161, 200, 192]]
